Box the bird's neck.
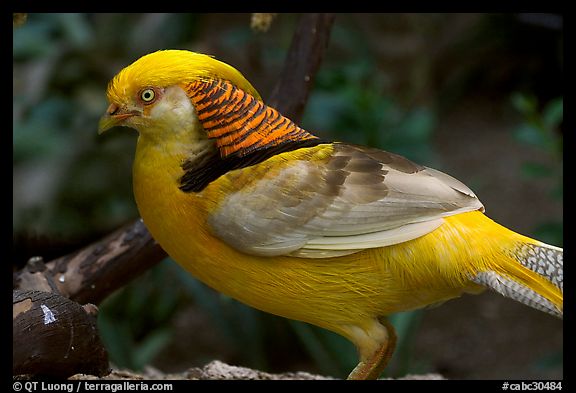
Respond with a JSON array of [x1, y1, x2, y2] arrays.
[[177, 78, 324, 192], [184, 78, 320, 158]]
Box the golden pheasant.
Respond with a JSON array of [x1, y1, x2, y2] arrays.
[[99, 49, 563, 379]]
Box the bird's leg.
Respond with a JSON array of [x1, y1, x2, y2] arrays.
[[347, 318, 397, 380]]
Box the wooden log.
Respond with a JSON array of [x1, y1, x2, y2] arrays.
[[13, 290, 109, 378]]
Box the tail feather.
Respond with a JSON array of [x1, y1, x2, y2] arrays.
[[513, 243, 563, 292], [472, 270, 562, 318], [472, 241, 563, 318]]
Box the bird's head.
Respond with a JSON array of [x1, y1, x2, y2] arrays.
[[98, 50, 261, 143], [99, 49, 318, 167]]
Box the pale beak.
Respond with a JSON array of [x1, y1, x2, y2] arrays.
[[98, 103, 139, 134]]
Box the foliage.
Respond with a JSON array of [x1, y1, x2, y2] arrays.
[[304, 59, 437, 165], [98, 261, 180, 370], [14, 13, 562, 379], [510, 93, 563, 246]]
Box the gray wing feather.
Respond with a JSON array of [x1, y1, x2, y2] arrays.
[[208, 144, 484, 258]]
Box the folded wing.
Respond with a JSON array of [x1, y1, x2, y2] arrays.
[[208, 143, 484, 258]]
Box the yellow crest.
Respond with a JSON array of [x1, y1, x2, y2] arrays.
[[106, 49, 261, 105]]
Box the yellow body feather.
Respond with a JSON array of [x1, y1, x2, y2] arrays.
[[100, 50, 563, 378]]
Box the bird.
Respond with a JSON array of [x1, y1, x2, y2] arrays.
[[98, 49, 563, 379]]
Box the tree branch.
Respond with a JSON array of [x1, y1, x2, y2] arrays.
[[268, 13, 335, 123], [14, 220, 165, 305]]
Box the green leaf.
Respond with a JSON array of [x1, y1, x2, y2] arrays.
[[97, 312, 134, 368], [550, 183, 563, 200], [289, 321, 355, 378], [289, 322, 339, 375], [12, 18, 56, 57], [388, 310, 424, 377], [511, 92, 537, 116], [513, 124, 547, 147], [535, 350, 563, 370], [520, 162, 553, 178], [58, 13, 93, 47], [532, 221, 563, 247], [542, 98, 563, 130], [398, 108, 434, 142], [132, 328, 173, 370]]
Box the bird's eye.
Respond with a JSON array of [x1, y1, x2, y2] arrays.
[[140, 88, 156, 103]]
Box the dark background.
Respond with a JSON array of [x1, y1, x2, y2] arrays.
[[13, 13, 563, 379]]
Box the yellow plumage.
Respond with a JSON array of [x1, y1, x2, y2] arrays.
[[99, 49, 563, 379], [106, 50, 261, 105]]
